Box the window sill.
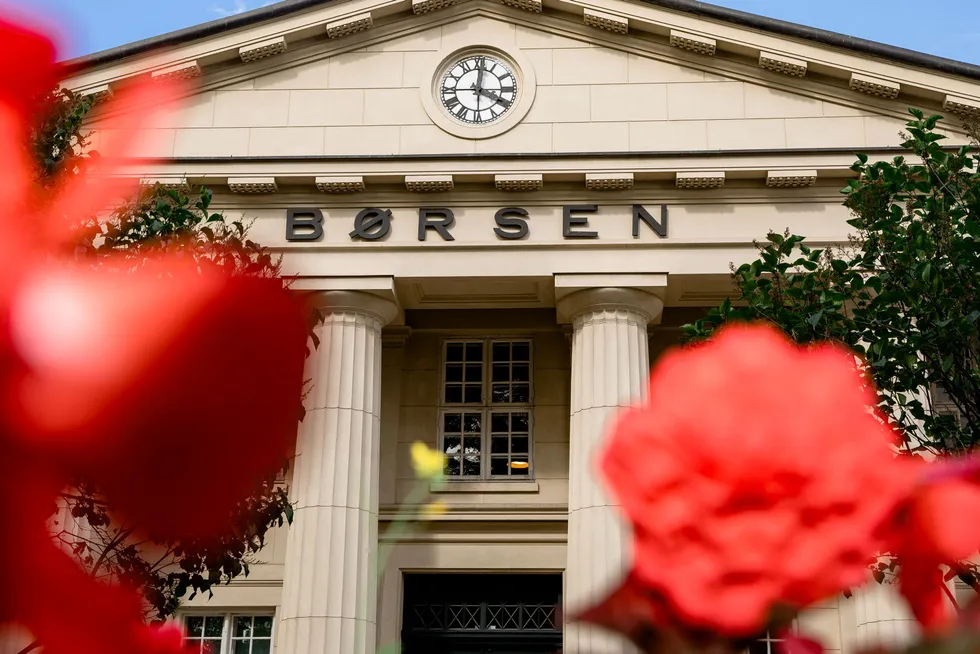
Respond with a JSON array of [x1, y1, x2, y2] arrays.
[[430, 481, 540, 494]]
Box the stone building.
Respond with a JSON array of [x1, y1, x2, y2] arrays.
[[59, 0, 980, 652]]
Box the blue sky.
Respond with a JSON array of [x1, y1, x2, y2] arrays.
[[3, 0, 980, 64]]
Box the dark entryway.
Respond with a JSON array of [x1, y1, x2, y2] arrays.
[[401, 573, 563, 654]]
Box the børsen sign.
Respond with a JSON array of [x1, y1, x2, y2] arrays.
[[284, 205, 668, 242]]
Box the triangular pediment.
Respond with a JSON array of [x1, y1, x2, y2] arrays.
[[71, 0, 980, 159]]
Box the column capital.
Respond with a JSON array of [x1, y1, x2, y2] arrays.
[[554, 274, 667, 325], [556, 286, 665, 325], [309, 290, 399, 327]]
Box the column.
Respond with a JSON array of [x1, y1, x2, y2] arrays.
[[557, 286, 664, 654], [851, 580, 918, 649], [278, 291, 398, 654]]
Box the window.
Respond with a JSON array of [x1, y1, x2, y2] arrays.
[[747, 631, 788, 654], [182, 614, 274, 654], [440, 339, 533, 479]]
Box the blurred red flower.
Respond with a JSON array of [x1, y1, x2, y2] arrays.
[[0, 15, 307, 654], [888, 471, 980, 630], [586, 324, 919, 638]]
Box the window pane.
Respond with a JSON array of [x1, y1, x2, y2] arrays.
[[492, 363, 510, 382], [462, 455, 481, 476], [464, 364, 482, 382], [463, 385, 481, 403], [748, 641, 770, 654], [185, 616, 204, 638], [203, 640, 222, 654], [253, 617, 273, 638], [445, 364, 463, 382], [446, 343, 464, 361], [491, 414, 509, 433], [491, 457, 509, 476], [234, 640, 251, 654], [512, 364, 530, 382], [491, 436, 509, 454], [512, 413, 529, 433], [444, 436, 461, 455], [492, 342, 510, 362], [463, 414, 482, 433], [512, 436, 529, 454], [465, 342, 483, 361], [445, 456, 461, 476], [252, 641, 271, 654], [512, 342, 530, 361], [444, 413, 461, 433], [205, 616, 224, 638], [512, 384, 530, 403], [463, 436, 481, 476], [445, 385, 463, 403], [492, 384, 510, 403], [234, 616, 252, 637]]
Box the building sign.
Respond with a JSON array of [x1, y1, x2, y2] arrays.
[[284, 205, 668, 242]]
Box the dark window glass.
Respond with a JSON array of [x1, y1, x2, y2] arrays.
[[445, 385, 463, 403], [186, 617, 204, 638], [446, 343, 464, 362], [464, 386, 482, 403], [464, 364, 483, 382], [465, 342, 483, 361], [204, 617, 224, 638], [253, 617, 273, 638], [445, 364, 463, 382]]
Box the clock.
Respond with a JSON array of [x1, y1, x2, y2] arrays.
[[439, 54, 518, 125]]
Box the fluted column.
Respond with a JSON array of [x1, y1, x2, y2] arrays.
[[558, 287, 664, 654], [278, 291, 398, 654], [852, 580, 918, 649]]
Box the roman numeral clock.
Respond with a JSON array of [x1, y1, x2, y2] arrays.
[[440, 55, 517, 125], [419, 43, 537, 139]]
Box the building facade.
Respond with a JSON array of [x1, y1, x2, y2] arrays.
[[60, 0, 980, 652]]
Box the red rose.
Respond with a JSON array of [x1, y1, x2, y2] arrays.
[[594, 324, 918, 636]]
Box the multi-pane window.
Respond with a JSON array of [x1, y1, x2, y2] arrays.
[[747, 630, 788, 654], [440, 339, 533, 479], [182, 614, 274, 654]]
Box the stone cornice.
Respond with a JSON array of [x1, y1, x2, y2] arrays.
[[62, 0, 980, 122]]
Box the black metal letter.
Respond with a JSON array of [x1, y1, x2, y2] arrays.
[[418, 208, 455, 241], [632, 204, 668, 238], [562, 205, 598, 239], [493, 207, 530, 240], [349, 208, 392, 241], [285, 208, 324, 242]]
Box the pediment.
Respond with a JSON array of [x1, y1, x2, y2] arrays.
[[72, 0, 979, 160]]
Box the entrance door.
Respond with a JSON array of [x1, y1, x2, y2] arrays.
[[401, 573, 563, 654]]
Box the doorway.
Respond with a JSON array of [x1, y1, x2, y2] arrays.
[[401, 573, 563, 654]]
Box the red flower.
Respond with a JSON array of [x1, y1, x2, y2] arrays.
[[888, 470, 980, 630], [588, 324, 918, 637], [0, 15, 308, 654]]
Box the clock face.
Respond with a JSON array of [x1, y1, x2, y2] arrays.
[[439, 54, 518, 125]]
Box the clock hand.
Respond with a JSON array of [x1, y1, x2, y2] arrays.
[[475, 57, 486, 94], [477, 87, 512, 108]]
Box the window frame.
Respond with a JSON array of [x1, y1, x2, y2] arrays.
[[438, 337, 535, 481], [179, 611, 276, 654]]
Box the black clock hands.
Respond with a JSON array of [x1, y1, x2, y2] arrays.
[[476, 87, 512, 108]]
